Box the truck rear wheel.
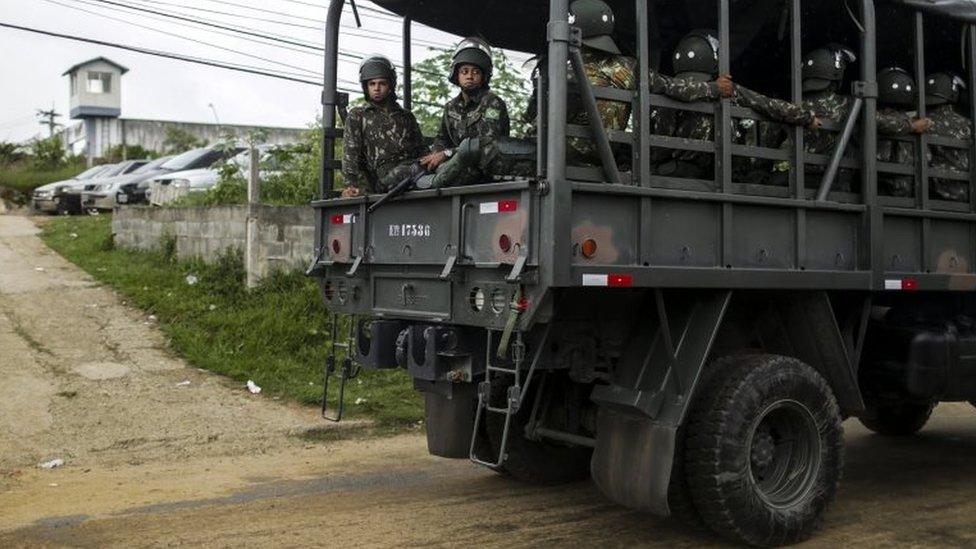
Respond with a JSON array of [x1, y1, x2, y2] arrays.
[[859, 400, 934, 436], [685, 354, 843, 546], [486, 372, 592, 485]]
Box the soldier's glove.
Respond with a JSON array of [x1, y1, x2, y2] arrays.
[[341, 186, 363, 198]]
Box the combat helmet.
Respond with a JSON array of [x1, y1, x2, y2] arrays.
[[358, 55, 397, 97], [450, 37, 493, 86], [673, 30, 720, 82], [926, 72, 966, 106], [802, 45, 856, 92], [569, 0, 620, 55], [878, 67, 917, 107]]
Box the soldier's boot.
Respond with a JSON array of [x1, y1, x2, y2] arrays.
[[420, 137, 482, 189]]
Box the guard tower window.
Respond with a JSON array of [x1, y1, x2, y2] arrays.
[[86, 71, 112, 94]]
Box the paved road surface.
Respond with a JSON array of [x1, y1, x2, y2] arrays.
[[2, 214, 976, 547]]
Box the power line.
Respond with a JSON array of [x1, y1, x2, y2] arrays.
[[50, 0, 321, 77], [124, 0, 324, 30], [0, 22, 325, 86]]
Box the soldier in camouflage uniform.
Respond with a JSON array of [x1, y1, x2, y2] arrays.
[[654, 30, 820, 181], [926, 72, 971, 201], [565, 0, 734, 167], [341, 55, 424, 197], [876, 67, 934, 197], [416, 37, 514, 188]]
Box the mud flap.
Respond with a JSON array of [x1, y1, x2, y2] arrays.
[[590, 409, 675, 515], [423, 382, 477, 459], [588, 290, 732, 516]]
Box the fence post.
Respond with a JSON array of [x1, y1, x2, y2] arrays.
[[246, 144, 261, 289]]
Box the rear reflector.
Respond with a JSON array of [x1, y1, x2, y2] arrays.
[[330, 214, 356, 225], [582, 273, 633, 287], [479, 200, 518, 214], [885, 278, 918, 291]]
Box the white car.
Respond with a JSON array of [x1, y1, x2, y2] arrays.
[[148, 146, 287, 206], [31, 164, 113, 214], [81, 156, 173, 212]]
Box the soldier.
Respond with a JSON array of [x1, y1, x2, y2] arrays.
[[341, 55, 425, 198], [416, 37, 511, 188], [565, 0, 734, 168], [656, 30, 820, 180], [876, 67, 933, 197], [926, 72, 971, 201]]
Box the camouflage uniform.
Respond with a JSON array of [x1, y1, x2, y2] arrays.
[[928, 104, 972, 201], [656, 83, 813, 181], [342, 99, 424, 193], [429, 89, 513, 185], [877, 108, 920, 198], [567, 50, 637, 165]]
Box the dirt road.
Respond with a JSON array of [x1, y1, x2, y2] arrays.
[[3, 213, 976, 547]]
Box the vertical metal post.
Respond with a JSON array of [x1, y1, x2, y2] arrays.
[[914, 11, 931, 271], [968, 25, 976, 213], [859, 0, 880, 286], [542, 0, 572, 287], [636, 0, 651, 187], [791, 0, 805, 270], [717, 0, 733, 266], [317, 0, 344, 276], [403, 16, 413, 111], [319, 0, 345, 200]]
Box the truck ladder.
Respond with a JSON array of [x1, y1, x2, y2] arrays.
[[321, 312, 359, 422]]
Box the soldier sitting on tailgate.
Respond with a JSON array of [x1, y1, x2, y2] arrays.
[[563, 0, 735, 169], [926, 72, 972, 202], [876, 67, 933, 198], [654, 30, 821, 181], [341, 55, 425, 198], [416, 37, 511, 189]]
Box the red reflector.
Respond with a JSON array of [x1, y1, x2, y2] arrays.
[[608, 274, 633, 287], [498, 200, 518, 212], [498, 234, 512, 252], [516, 297, 530, 312], [330, 214, 343, 224], [902, 278, 918, 291]]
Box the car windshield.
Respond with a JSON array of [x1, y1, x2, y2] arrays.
[[96, 164, 125, 177], [161, 148, 213, 171], [131, 157, 171, 173], [75, 165, 109, 180]]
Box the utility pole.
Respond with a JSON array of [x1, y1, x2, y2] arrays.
[[36, 107, 62, 137]]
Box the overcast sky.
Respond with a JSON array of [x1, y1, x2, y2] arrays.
[[0, 0, 530, 143]]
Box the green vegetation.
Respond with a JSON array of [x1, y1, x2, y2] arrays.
[[102, 144, 158, 163], [40, 215, 423, 426], [162, 126, 207, 154], [0, 159, 87, 196]]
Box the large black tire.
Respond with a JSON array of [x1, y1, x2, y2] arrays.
[[859, 400, 934, 436], [667, 355, 750, 530], [685, 354, 844, 547], [486, 372, 593, 484]]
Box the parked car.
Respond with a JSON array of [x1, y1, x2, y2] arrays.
[[147, 146, 284, 206], [82, 156, 174, 212], [31, 164, 112, 214], [59, 160, 149, 215], [127, 146, 242, 206]]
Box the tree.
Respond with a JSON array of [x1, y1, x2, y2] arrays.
[[102, 144, 157, 162], [0, 141, 25, 166], [163, 126, 207, 154], [29, 135, 66, 170], [411, 48, 532, 137]]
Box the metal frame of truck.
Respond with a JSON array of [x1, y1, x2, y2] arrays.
[[310, 0, 976, 544]]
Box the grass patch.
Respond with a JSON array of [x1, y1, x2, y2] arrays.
[[40, 215, 423, 427], [0, 162, 86, 195]]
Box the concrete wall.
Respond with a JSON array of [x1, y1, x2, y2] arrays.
[[62, 119, 308, 159], [112, 205, 315, 280]]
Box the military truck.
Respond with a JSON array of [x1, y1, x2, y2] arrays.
[[309, 0, 976, 545]]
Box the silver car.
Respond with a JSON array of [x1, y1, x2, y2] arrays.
[[82, 156, 173, 211], [31, 164, 112, 214]]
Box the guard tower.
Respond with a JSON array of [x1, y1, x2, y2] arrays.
[[63, 57, 128, 164]]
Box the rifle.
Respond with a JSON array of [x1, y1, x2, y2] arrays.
[[366, 166, 428, 214]]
